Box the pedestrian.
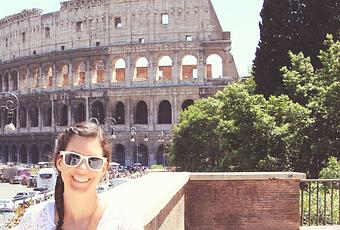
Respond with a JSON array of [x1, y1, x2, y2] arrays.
[[17, 122, 141, 230]]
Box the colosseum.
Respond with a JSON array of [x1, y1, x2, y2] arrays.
[[0, 0, 238, 167]]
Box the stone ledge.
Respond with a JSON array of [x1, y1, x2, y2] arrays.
[[189, 172, 306, 181]]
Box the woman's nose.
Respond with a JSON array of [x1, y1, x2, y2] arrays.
[[77, 159, 89, 170]]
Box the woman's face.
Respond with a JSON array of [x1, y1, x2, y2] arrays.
[[56, 135, 108, 194]]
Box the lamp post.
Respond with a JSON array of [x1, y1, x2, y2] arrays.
[[130, 124, 148, 167], [0, 92, 19, 132], [89, 116, 117, 139], [158, 131, 171, 170]]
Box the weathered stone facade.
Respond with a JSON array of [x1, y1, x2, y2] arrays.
[[0, 0, 238, 166]]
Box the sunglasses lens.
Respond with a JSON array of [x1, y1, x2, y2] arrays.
[[88, 157, 104, 170], [64, 153, 81, 166]]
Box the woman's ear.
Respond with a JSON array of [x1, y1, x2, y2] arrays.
[[56, 155, 62, 171]]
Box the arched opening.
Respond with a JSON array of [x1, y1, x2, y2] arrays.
[[19, 107, 27, 128], [11, 71, 18, 90], [43, 104, 52, 127], [62, 65, 69, 86], [47, 67, 53, 88], [74, 103, 86, 123], [10, 145, 17, 163], [157, 56, 172, 81], [96, 60, 105, 83], [156, 144, 165, 165], [181, 55, 197, 80], [77, 62, 86, 85], [4, 73, 9, 91], [206, 54, 223, 79], [181, 99, 194, 110], [91, 101, 104, 124], [135, 101, 148, 124], [58, 104, 68, 126], [158, 100, 172, 124], [113, 59, 126, 82], [30, 106, 39, 127], [42, 144, 53, 162], [33, 68, 40, 88], [114, 144, 125, 165], [134, 57, 148, 81], [30, 145, 39, 164], [3, 145, 9, 164], [115, 102, 125, 125], [20, 145, 27, 163]]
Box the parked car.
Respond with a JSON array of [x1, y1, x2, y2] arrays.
[[13, 192, 29, 201], [0, 199, 16, 212], [10, 175, 22, 184]]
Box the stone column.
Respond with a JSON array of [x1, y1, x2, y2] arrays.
[[85, 58, 91, 87], [172, 58, 181, 83], [26, 66, 31, 93], [51, 96, 56, 131], [68, 103, 72, 126], [69, 62, 73, 88], [53, 63, 57, 88], [126, 53, 133, 83], [197, 52, 206, 83], [85, 96, 89, 121], [39, 65, 43, 88]]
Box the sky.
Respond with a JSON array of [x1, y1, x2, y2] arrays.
[[0, 0, 264, 77]]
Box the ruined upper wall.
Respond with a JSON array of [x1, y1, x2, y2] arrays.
[[0, 0, 227, 62]]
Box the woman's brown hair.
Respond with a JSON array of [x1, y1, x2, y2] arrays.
[[54, 122, 112, 230]]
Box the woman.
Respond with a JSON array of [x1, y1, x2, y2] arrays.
[[18, 122, 141, 230]]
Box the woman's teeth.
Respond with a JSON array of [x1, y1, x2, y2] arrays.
[[73, 176, 90, 183]]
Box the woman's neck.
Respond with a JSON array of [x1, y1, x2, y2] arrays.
[[63, 191, 99, 225]]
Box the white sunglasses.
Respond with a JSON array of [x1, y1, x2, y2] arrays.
[[60, 151, 107, 171]]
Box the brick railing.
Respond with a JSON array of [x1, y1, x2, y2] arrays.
[[103, 172, 305, 230]]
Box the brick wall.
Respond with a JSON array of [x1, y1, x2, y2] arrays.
[[185, 179, 300, 230]]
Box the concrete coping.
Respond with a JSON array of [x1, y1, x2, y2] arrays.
[[101, 172, 190, 227], [189, 172, 306, 181]]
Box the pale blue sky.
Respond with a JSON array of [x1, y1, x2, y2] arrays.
[[0, 1, 263, 77]]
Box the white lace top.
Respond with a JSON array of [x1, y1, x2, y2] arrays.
[[16, 200, 143, 230]]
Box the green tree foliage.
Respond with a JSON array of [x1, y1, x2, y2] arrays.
[[319, 157, 340, 179], [171, 37, 339, 177], [253, 0, 339, 97]]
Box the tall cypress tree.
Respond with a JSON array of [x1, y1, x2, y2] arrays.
[[253, 0, 339, 97]]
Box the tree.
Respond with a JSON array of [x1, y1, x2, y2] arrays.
[[253, 0, 339, 97]]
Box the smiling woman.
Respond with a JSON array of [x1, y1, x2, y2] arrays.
[[17, 122, 142, 230]]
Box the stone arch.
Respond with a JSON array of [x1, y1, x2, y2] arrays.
[[96, 60, 105, 83], [115, 101, 125, 125], [157, 56, 173, 81], [156, 144, 165, 165], [135, 101, 148, 124], [19, 107, 27, 128], [19, 145, 27, 164], [61, 64, 69, 86], [112, 58, 126, 82], [30, 106, 39, 127], [57, 104, 68, 126], [29, 144, 39, 164], [42, 103, 52, 127], [10, 70, 18, 90], [134, 57, 149, 81], [76, 61, 86, 85], [206, 54, 223, 79], [10, 145, 17, 163], [182, 99, 194, 110], [3, 145, 9, 164], [41, 144, 53, 162], [91, 101, 105, 124], [181, 55, 197, 80], [73, 102, 86, 123], [158, 100, 172, 124], [114, 144, 125, 165]]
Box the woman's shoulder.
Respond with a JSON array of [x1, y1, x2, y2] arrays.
[[17, 200, 56, 230]]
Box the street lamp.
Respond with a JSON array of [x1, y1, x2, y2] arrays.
[[158, 131, 171, 170], [89, 116, 117, 139], [0, 92, 19, 132], [130, 124, 148, 166]]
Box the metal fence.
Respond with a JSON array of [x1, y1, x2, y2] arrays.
[[300, 179, 340, 226]]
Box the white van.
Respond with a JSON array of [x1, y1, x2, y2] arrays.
[[37, 168, 57, 191]]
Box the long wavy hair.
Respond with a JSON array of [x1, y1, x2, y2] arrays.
[[54, 122, 112, 230]]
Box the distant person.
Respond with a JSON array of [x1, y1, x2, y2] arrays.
[[17, 122, 141, 230]]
